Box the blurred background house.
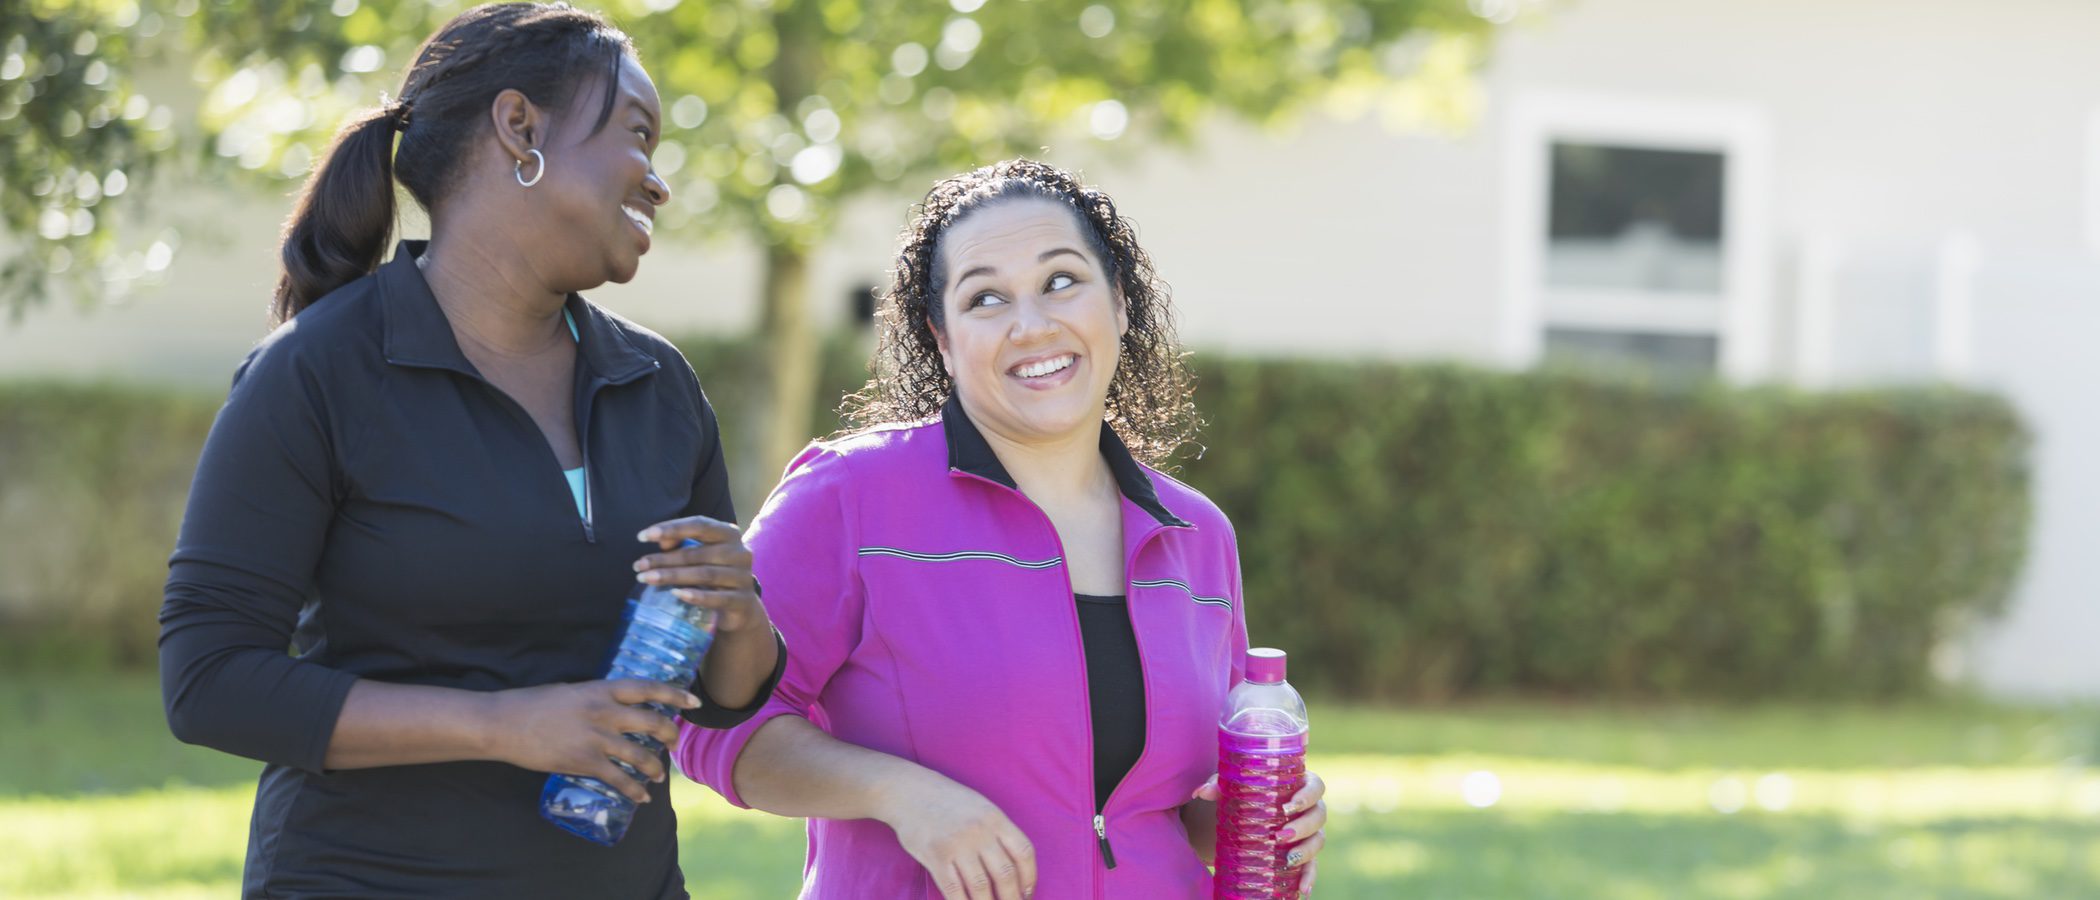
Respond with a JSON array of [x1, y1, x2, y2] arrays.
[[8, 0, 2093, 699]]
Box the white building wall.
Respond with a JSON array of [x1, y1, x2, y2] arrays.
[[1963, 251, 2100, 699], [1092, 117, 1507, 360]]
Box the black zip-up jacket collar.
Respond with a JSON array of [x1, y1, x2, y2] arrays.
[[940, 394, 1192, 529], [381, 239, 662, 386]]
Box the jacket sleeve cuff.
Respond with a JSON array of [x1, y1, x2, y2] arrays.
[[297, 666, 362, 774], [681, 628, 787, 730]]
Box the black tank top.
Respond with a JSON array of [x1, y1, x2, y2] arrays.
[[1074, 593, 1146, 812]]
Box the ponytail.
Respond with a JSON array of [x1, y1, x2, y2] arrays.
[[268, 3, 633, 326], [270, 107, 400, 325]]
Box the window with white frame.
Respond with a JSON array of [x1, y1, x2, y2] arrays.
[[1542, 142, 1726, 376], [1501, 93, 1772, 381]]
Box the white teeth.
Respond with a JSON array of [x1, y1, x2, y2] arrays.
[[622, 205, 654, 235], [1013, 355, 1074, 378]]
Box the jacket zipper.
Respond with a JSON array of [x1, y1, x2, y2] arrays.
[[393, 307, 648, 544], [950, 468, 1121, 880], [574, 375, 601, 543], [557, 305, 597, 543], [1043, 500, 1118, 874], [1089, 520, 1172, 882], [468, 379, 598, 543], [949, 467, 1190, 889]]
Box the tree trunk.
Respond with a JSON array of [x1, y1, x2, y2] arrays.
[[757, 244, 817, 488], [748, 4, 823, 497]]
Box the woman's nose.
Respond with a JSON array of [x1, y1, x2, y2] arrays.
[[643, 170, 671, 206], [1008, 298, 1059, 343]]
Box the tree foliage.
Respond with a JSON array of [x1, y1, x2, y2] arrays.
[[2, 1, 177, 314], [7, 0, 1485, 305]]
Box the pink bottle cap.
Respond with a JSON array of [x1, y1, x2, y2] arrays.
[[1246, 647, 1287, 684]]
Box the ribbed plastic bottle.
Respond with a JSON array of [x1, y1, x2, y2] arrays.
[[1213, 647, 1309, 900], [540, 546, 717, 845]]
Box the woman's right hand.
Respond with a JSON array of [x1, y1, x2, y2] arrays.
[[481, 680, 700, 804], [879, 773, 1038, 900]]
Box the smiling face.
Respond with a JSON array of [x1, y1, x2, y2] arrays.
[[528, 52, 668, 288], [932, 197, 1128, 449]]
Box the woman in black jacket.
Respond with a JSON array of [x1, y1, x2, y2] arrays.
[[157, 4, 781, 896]]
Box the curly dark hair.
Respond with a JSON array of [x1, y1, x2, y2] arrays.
[[840, 159, 1200, 466]]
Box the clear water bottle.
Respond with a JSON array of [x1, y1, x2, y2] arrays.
[[540, 544, 717, 846], [1213, 647, 1309, 900]]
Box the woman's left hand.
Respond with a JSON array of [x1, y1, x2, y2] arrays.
[[1194, 770, 1327, 894], [634, 516, 769, 636], [634, 516, 779, 710]]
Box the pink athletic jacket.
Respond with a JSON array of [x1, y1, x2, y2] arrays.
[[676, 398, 1249, 898]]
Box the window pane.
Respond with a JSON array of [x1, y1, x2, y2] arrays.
[[1543, 327, 1719, 379], [1547, 143, 1725, 293]]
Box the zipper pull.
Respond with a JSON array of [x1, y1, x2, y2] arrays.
[[1093, 813, 1117, 869]]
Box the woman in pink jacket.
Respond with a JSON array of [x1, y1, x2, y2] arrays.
[[674, 159, 1327, 899]]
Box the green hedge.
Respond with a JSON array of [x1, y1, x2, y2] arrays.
[[0, 382, 219, 670], [0, 351, 2031, 699], [1183, 361, 2032, 700]]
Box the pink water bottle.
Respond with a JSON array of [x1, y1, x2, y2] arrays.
[[1213, 647, 1309, 900]]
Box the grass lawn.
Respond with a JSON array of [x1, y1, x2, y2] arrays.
[[4, 674, 2097, 898]]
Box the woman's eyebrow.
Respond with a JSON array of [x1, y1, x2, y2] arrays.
[[955, 247, 1089, 292], [623, 95, 659, 131]]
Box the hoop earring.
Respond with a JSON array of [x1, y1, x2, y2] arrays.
[[515, 149, 546, 188]]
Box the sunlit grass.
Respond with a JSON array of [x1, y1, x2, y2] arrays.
[[0, 786, 250, 898], [1312, 753, 2100, 820], [1329, 809, 2100, 898], [1310, 700, 2100, 770], [5, 674, 2096, 898]]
